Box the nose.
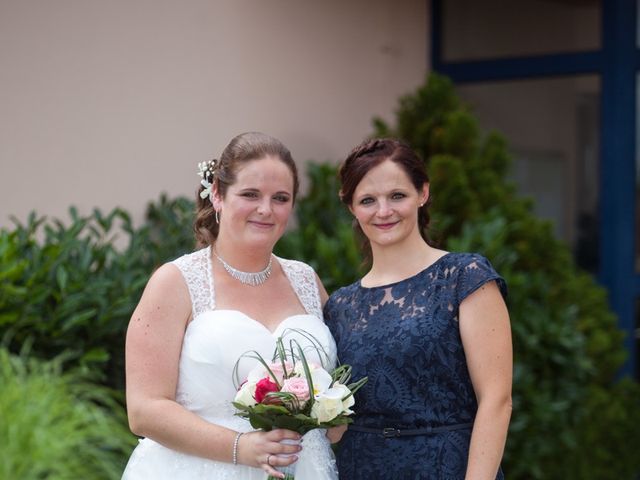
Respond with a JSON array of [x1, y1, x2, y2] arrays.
[[256, 197, 272, 216], [376, 199, 393, 218]]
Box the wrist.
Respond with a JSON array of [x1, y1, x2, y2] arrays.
[[232, 431, 244, 465]]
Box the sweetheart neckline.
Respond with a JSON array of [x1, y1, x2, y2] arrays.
[[188, 309, 322, 335]]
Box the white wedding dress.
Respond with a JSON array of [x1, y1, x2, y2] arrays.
[[122, 246, 339, 479]]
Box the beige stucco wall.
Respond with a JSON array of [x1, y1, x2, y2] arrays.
[[0, 0, 429, 228]]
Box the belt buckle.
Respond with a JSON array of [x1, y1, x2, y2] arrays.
[[382, 427, 401, 438]]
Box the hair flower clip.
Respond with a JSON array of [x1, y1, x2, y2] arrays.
[[197, 159, 218, 200]]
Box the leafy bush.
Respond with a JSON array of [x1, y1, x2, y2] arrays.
[[0, 195, 194, 392], [0, 347, 136, 479]]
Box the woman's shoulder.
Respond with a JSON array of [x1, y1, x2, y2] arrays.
[[170, 246, 209, 269], [326, 279, 361, 305], [439, 251, 492, 268], [441, 251, 507, 300], [165, 247, 210, 297], [275, 256, 316, 276], [432, 251, 501, 278], [140, 261, 191, 309]]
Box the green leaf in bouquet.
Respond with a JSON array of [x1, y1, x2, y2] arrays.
[[318, 415, 353, 428], [251, 403, 291, 416], [272, 412, 318, 434], [232, 401, 252, 413], [292, 341, 315, 410], [232, 350, 283, 389]]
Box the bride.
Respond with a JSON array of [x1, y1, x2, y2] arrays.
[[122, 132, 343, 479]]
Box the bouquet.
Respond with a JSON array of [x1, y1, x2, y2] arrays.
[[232, 328, 367, 480]]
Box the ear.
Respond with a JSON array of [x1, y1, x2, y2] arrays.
[[211, 182, 223, 211], [420, 183, 430, 206]]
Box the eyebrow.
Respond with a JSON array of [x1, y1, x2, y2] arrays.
[[238, 187, 292, 196], [355, 188, 408, 198]]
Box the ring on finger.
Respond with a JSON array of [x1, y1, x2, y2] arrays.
[[266, 454, 273, 466]]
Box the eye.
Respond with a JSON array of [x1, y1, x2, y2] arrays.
[[359, 197, 375, 205], [391, 192, 407, 200], [241, 191, 259, 199], [273, 194, 291, 203]]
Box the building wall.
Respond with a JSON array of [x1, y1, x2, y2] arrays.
[[0, 0, 428, 227]]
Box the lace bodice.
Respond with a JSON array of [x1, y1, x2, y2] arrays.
[[171, 246, 323, 320]]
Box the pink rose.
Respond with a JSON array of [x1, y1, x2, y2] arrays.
[[254, 377, 279, 404], [281, 377, 310, 403], [267, 361, 293, 383]]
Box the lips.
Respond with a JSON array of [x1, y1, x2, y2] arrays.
[[248, 220, 275, 228], [373, 221, 399, 230]]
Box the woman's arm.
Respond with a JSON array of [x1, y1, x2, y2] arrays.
[[126, 263, 237, 459], [315, 272, 329, 307], [125, 264, 301, 476], [459, 280, 512, 480]]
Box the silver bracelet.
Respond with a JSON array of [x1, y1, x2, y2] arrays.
[[232, 431, 244, 465]]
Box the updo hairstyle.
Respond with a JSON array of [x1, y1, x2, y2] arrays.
[[193, 132, 299, 247]]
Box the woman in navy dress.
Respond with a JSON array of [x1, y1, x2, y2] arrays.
[[324, 138, 512, 479]]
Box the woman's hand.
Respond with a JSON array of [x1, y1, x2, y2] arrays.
[[237, 429, 302, 479], [325, 424, 348, 444]]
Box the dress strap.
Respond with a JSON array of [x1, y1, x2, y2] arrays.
[[171, 247, 215, 318], [277, 257, 323, 319]]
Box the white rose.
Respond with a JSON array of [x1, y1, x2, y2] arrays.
[[311, 384, 352, 423], [293, 361, 316, 374], [293, 362, 333, 396], [247, 363, 268, 383], [329, 383, 354, 413], [234, 381, 258, 407]]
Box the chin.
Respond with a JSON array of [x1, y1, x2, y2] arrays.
[[372, 233, 407, 248], [244, 232, 282, 248]]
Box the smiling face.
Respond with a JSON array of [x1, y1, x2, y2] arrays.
[[213, 155, 295, 250], [349, 159, 429, 250]]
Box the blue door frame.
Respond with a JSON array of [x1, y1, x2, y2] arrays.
[[431, 0, 638, 378]]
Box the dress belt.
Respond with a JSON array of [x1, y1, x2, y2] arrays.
[[349, 422, 473, 438]]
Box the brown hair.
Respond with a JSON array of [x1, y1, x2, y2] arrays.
[[338, 138, 434, 262], [194, 132, 299, 247]]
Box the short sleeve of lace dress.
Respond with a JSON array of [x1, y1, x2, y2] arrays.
[[454, 253, 507, 308]]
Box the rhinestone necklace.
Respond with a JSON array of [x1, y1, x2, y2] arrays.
[[212, 248, 273, 286]]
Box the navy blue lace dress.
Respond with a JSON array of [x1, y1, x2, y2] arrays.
[[324, 253, 507, 480]]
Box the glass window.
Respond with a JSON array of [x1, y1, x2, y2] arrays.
[[456, 75, 601, 273], [442, 0, 601, 62]]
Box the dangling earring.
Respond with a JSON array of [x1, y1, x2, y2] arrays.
[[215, 210, 220, 224]]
